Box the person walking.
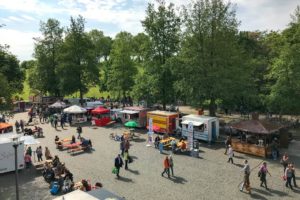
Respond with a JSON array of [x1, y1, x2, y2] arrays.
[[120, 140, 125, 156], [36, 146, 43, 162], [60, 117, 64, 129], [285, 164, 294, 190], [161, 156, 170, 178], [169, 155, 174, 176], [20, 120, 24, 132], [54, 117, 58, 129], [259, 162, 271, 190], [15, 121, 20, 132], [159, 141, 164, 154], [114, 154, 123, 178], [281, 153, 289, 174], [240, 160, 251, 193], [124, 140, 130, 152], [77, 125, 82, 139], [124, 150, 129, 170], [224, 136, 232, 154], [291, 163, 298, 187], [227, 145, 234, 164]]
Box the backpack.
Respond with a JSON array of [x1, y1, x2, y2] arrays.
[[50, 181, 60, 195]]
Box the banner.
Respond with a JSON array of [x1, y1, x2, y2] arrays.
[[188, 122, 193, 150], [146, 118, 153, 147]]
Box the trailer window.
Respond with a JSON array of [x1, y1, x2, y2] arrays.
[[194, 124, 204, 132]]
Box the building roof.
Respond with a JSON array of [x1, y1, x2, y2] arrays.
[[230, 120, 283, 134], [148, 110, 178, 116], [124, 106, 149, 111], [183, 114, 218, 121]]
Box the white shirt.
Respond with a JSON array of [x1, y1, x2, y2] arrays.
[[228, 147, 234, 158]]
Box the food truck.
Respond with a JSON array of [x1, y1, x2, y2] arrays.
[[64, 105, 87, 124], [91, 107, 111, 126], [0, 123, 13, 134], [110, 108, 123, 122], [147, 110, 179, 134], [0, 136, 25, 174], [180, 115, 219, 143], [120, 106, 150, 128]]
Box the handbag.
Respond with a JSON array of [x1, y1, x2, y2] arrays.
[[258, 171, 261, 177], [112, 167, 118, 174]]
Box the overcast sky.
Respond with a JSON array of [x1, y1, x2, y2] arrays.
[[0, 0, 299, 61]]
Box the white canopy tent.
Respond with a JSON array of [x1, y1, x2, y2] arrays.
[[49, 101, 67, 108], [64, 105, 87, 114]]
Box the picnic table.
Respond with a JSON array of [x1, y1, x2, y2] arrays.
[[160, 137, 175, 148]]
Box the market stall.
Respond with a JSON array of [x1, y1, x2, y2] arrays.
[[63, 105, 87, 124], [179, 115, 219, 143], [91, 107, 111, 126], [230, 119, 283, 158], [120, 106, 150, 128], [147, 110, 179, 134]]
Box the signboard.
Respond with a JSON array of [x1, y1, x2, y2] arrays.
[[188, 122, 193, 150], [148, 118, 153, 134]]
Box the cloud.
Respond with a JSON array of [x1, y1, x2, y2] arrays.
[[0, 28, 40, 61]]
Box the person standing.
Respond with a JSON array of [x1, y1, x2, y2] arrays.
[[15, 121, 20, 132], [281, 153, 289, 174], [154, 135, 160, 149], [240, 160, 251, 193], [77, 125, 82, 139], [285, 164, 294, 190], [161, 156, 170, 178], [54, 117, 58, 129], [24, 153, 32, 168], [169, 155, 174, 176], [291, 164, 298, 187], [224, 136, 232, 154], [159, 141, 164, 154], [60, 116, 64, 129], [26, 146, 32, 157], [124, 150, 129, 170], [36, 146, 43, 162], [120, 140, 125, 156], [259, 162, 271, 190], [227, 145, 234, 164], [114, 154, 123, 178], [124, 140, 130, 152]]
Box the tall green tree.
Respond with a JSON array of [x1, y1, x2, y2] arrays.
[[88, 29, 112, 62], [141, 0, 181, 109], [178, 0, 254, 116], [32, 19, 63, 96], [107, 31, 136, 98], [58, 16, 99, 104], [0, 46, 24, 94], [267, 6, 300, 115]]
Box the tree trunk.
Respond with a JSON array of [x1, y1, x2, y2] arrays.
[[209, 98, 216, 116]]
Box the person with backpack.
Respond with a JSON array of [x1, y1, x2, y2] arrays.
[[259, 162, 271, 190]]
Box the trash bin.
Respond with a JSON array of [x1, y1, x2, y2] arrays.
[[191, 149, 199, 158]]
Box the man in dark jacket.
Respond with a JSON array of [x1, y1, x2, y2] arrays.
[[114, 154, 123, 178]]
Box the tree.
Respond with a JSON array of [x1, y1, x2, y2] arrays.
[[0, 46, 24, 94], [88, 29, 112, 62], [32, 19, 64, 96], [267, 6, 300, 115], [178, 0, 254, 116], [58, 16, 99, 105], [0, 73, 13, 111], [106, 31, 136, 98], [141, 0, 181, 109]]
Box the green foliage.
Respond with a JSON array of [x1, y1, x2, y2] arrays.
[[106, 31, 136, 97], [140, 0, 181, 108], [32, 19, 64, 96], [58, 16, 99, 102]]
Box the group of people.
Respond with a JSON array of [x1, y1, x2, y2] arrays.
[[281, 153, 297, 190], [161, 155, 174, 178], [14, 119, 25, 133], [114, 137, 132, 178]]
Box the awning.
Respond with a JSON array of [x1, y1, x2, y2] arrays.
[[120, 110, 139, 114], [181, 120, 203, 126]]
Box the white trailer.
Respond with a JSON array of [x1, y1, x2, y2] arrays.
[[180, 115, 219, 143], [0, 136, 25, 174]]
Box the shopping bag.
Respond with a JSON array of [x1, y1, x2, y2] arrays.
[[112, 167, 118, 174]]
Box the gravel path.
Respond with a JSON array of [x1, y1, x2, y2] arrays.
[[0, 112, 299, 200]]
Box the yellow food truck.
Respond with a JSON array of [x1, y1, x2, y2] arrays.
[[147, 110, 179, 134]]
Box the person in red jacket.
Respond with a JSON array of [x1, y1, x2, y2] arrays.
[[161, 156, 170, 178]]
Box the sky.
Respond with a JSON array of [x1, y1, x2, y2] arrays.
[[0, 0, 299, 61]]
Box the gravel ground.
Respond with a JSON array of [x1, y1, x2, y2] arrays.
[[0, 112, 300, 200]]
